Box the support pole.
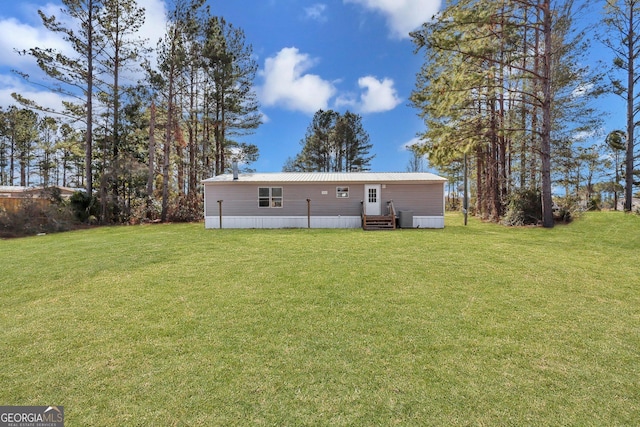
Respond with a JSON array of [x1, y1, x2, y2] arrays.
[[307, 198, 311, 229], [217, 200, 223, 229], [463, 152, 468, 226]]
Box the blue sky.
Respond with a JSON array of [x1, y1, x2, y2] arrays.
[[0, 0, 442, 173], [0, 0, 625, 175]]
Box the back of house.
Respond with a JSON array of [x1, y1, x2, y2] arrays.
[[202, 172, 446, 229]]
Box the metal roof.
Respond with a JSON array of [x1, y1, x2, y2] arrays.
[[202, 172, 446, 184], [0, 186, 81, 197]]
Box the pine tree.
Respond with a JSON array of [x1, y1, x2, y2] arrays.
[[410, 0, 601, 226], [601, 0, 640, 211], [13, 0, 102, 195], [155, 0, 200, 221], [96, 0, 147, 221], [605, 130, 626, 209], [203, 16, 261, 176], [284, 110, 374, 172]]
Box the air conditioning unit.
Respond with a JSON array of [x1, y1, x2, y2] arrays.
[[398, 210, 413, 228]]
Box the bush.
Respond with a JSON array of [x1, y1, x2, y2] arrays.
[[502, 189, 542, 226], [69, 191, 98, 223], [553, 206, 573, 223], [587, 195, 601, 211], [0, 199, 76, 238], [128, 197, 162, 224], [553, 195, 583, 224], [167, 193, 203, 223], [445, 198, 460, 211]]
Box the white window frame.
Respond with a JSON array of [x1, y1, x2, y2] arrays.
[[258, 187, 283, 208], [336, 186, 350, 198]]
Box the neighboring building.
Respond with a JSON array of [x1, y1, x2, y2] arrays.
[[0, 186, 79, 212], [617, 198, 640, 211], [202, 172, 446, 229]]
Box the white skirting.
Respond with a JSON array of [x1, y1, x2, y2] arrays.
[[205, 215, 445, 229], [205, 216, 362, 229], [413, 216, 445, 229]]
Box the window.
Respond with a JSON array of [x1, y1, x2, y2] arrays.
[[258, 187, 283, 208], [368, 187, 377, 203], [336, 186, 349, 198], [271, 187, 283, 207]]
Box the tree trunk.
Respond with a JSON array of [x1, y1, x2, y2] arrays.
[[147, 100, 156, 208], [625, 5, 635, 212], [85, 0, 94, 197], [108, 16, 121, 223], [540, 0, 554, 228], [177, 124, 185, 195], [188, 68, 198, 195], [20, 151, 26, 186], [161, 28, 178, 223]]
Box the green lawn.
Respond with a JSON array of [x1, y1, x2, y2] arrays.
[[1, 212, 639, 426]]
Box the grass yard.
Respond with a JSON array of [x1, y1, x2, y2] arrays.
[[1, 212, 639, 426]]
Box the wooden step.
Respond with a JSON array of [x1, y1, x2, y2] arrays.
[[363, 215, 396, 230]]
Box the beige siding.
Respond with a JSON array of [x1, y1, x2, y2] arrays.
[[205, 181, 443, 217], [0, 197, 50, 212], [384, 183, 444, 216]]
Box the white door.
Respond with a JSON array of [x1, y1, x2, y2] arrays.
[[364, 184, 381, 215]]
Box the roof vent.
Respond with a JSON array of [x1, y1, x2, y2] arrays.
[[232, 161, 239, 180]]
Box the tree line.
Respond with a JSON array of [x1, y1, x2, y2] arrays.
[[283, 110, 374, 172], [3, 0, 639, 229], [0, 107, 84, 189], [409, 0, 639, 226], [4, 0, 261, 223], [1, 0, 377, 225]]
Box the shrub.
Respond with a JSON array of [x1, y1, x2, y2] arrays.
[[502, 189, 542, 226], [554, 206, 573, 223], [128, 197, 162, 224], [445, 198, 460, 211], [69, 191, 98, 223], [0, 199, 76, 238], [167, 193, 203, 223], [587, 195, 601, 211], [553, 195, 583, 223]]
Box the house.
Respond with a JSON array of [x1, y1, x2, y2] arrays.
[[0, 185, 79, 212], [202, 172, 447, 229], [617, 198, 640, 211]]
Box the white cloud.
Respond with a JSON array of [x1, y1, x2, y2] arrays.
[[402, 136, 422, 151], [0, 17, 69, 70], [138, 0, 168, 53], [573, 128, 603, 143], [572, 82, 594, 99], [335, 76, 402, 114], [357, 76, 402, 113], [345, 0, 442, 38], [304, 4, 328, 23], [120, 0, 168, 81], [259, 47, 336, 114], [0, 0, 167, 69], [0, 74, 73, 113], [0, 0, 168, 110], [334, 92, 357, 110], [0, 13, 73, 111]]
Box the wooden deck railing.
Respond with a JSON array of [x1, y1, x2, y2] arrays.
[[361, 199, 396, 230]]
